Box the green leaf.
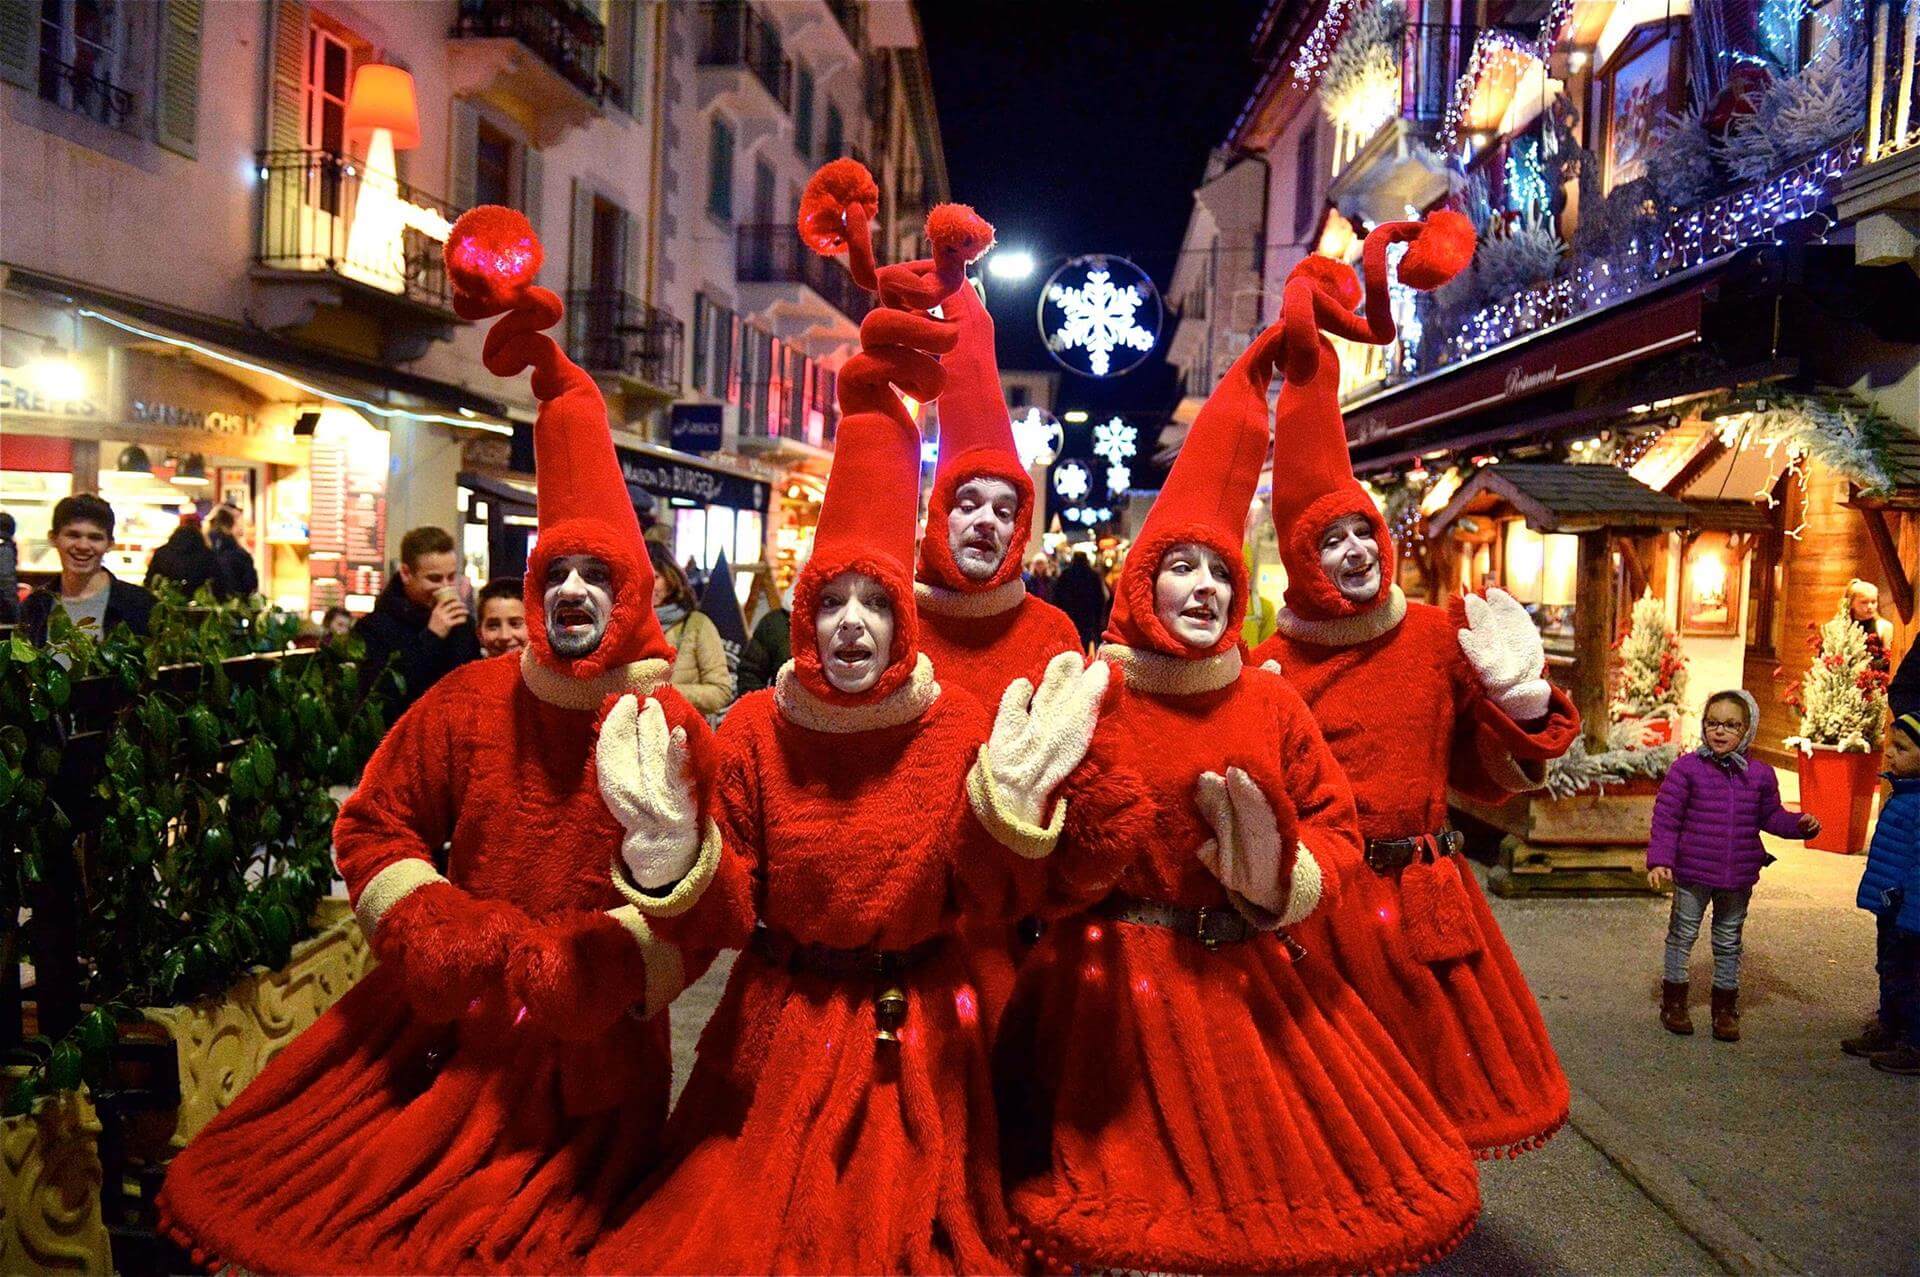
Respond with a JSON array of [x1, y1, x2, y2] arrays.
[[78, 1008, 115, 1060], [42, 663, 70, 708], [3, 1073, 40, 1117], [9, 636, 37, 664], [0, 765, 16, 807], [47, 1041, 81, 1092]]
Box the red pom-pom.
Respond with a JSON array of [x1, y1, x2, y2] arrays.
[[1290, 253, 1362, 309], [924, 203, 995, 263], [445, 205, 542, 315], [797, 158, 879, 255], [1399, 209, 1476, 291]]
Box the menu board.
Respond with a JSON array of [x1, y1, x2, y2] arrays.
[[307, 429, 389, 614]]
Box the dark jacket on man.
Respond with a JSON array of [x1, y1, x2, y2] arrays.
[[736, 607, 791, 695], [21, 572, 156, 643], [209, 532, 259, 600], [1052, 558, 1109, 650], [1891, 641, 1920, 720], [354, 573, 480, 717], [145, 526, 220, 599]]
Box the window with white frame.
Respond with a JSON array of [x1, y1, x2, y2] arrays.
[[36, 0, 130, 127]]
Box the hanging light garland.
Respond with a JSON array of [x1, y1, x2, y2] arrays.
[[1291, 0, 1366, 85]]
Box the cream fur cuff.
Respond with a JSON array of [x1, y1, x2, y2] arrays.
[[608, 904, 689, 1020], [967, 757, 1066, 859], [354, 859, 448, 939], [611, 818, 722, 917]]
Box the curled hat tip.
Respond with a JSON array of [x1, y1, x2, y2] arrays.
[[1399, 209, 1476, 291], [925, 203, 995, 263], [798, 158, 880, 255], [445, 205, 543, 316], [1289, 252, 1362, 309]]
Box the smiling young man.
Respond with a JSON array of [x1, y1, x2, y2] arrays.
[[353, 525, 481, 716], [21, 493, 154, 643]]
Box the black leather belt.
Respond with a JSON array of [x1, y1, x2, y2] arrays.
[[1365, 828, 1465, 875], [751, 923, 944, 1044], [1095, 894, 1306, 960]]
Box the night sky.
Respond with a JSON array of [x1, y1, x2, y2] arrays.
[[919, 0, 1268, 433]]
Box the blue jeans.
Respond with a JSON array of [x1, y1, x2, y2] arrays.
[[1876, 907, 1920, 1048], [1664, 883, 1752, 990]]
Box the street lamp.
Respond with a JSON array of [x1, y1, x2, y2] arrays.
[[986, 249, 1036, 281]]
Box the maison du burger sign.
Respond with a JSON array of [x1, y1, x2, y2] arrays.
[[616, 447, 769, 513]]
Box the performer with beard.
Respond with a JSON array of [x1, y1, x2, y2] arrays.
[[157, 207, 716, 1273], [1253, 215, 1579, 1158]]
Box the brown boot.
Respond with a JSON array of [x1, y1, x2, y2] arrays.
[[1711, 986, 1741, 1042], [1660, 980, 1694, 1035]]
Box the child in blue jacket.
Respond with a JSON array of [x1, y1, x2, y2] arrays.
[[1843, 712, 1920, 1075]]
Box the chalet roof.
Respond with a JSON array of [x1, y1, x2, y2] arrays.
[[1429, 463, 1694, 535]]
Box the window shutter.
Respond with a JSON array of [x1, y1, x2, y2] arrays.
[[0, 0, 36, 90], [450, 98, 479, 210], [154, 0, 205, 156], [708, 116, 734, 220], [794, 65, 814, 159], [264, 0, 307, 152], [519, 144, 544, 237], [569, 177, 595, 294], [606, 0, 636, 114], [618, 204, 636, 294]]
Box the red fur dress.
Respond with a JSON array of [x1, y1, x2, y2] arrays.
[[588, 668, 1047, 1275], [1257, 602, 1577, 1156], [917, 580, 1083, 711], [997, 649, 1482, 1274], [155, 656, 715, 1273]]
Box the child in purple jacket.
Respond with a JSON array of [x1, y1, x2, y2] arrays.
[[1648, 689, 1820, 1042]]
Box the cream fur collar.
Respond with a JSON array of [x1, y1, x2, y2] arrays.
[[774, 653, 942, 733], [914, 576, 1026, 619], [1098, 643, 1243, 696], [1273, 586, 1408, 648], [518, 650, 670, 710]]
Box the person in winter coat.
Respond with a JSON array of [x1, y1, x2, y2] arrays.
[[1253, 217, 1579, 1159], [1840, 712, 1920, 1074], [353, 525, 481, 718], [157, 207, 718, 1273], [21, 494, 154, 644], [649, 542, 732, 715], [587, 168, 1109, 1275], [734, 597, 790, 694], [207, 504, 259, 599], [1647, 689, 1819, 1041], [1051, 551, 1107, 651], [143, 514, 219, 598], [994, 309, 1479, 1276], [0, 510, 17, 623]]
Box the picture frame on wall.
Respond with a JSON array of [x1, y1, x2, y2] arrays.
[[1599, 25, 1684, 190], [218, 468, 255, 521]]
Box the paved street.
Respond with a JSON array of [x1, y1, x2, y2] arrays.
[[666, 830, 1918, 1276]]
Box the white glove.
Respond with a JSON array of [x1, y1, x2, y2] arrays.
[[1195, 768, 1285, 915], [1194, 768, 1323, 926], [981, 651, 1111, 828], [1457, 587, 1551, 722], [595, 695, 700, 890]]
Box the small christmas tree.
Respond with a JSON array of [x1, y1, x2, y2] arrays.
[[1611, 590, 1688, 724], [1785, 604, 1889, 753]]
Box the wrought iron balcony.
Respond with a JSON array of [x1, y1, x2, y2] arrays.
[[567, 290, 685, 396], [736, 223, 872, 323], [37, 53, 133, 129], [451, 0, 607, 103], [253, 149, 457, 315], [696, 1, 793, 111]]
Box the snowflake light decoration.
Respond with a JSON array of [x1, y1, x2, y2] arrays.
[[1040, 256, 1162, 378], [1092, 416, 1138, 463], [1010, 406, 1064, 470], [1106, 463, 1132, 494], [1053, 461, 1091, 502]]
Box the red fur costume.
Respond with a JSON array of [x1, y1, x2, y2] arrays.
[[995, 317, 1480, 1275], [155, 209, 716, 1273], [588, 167, 1050, 1275], [1253, 217, 1577, 1157]]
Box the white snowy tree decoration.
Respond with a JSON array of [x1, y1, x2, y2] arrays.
[[1046, 264, 1158, 376], [1785, 603, 1888, 754], [1723, 43, 1869, 182]]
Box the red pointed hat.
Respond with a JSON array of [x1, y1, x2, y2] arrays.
[[917, 280, 1032, 591], [445, 206, 671, 678], [1105, 319, 1290, 660], [1271, 211, 1474, 622], [791, 161, 993, 703]]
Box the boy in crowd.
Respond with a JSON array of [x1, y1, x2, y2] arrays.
[[21, 493, 154, 643], [476, 576, 529, 657], [354, 526, 479, 715]]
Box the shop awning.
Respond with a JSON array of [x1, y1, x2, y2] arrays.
[[1430, 462, 1693, 536]]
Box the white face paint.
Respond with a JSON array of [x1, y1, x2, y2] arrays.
[[542, 554, 614, 658], [1153, 542, 1231, 650], [1318, 513, 1382, 605], [815, 569, 896, 694], [947, 476, 1020, 581]]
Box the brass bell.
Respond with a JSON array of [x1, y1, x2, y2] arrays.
[[874, 984, 907, 1044]]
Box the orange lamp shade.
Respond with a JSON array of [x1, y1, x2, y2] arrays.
[[345, 64, 421, 150]]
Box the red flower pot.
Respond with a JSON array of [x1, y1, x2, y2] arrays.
[[1795, 744, 1885, 855]]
